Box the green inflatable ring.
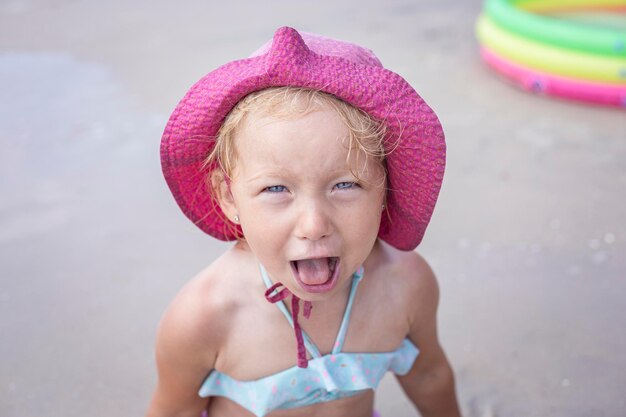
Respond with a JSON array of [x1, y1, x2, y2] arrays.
[[477, 14, 626, 83], [485, 0, 626, 57]]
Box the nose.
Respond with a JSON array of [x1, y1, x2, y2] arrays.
[[294, 201, 333, 241]]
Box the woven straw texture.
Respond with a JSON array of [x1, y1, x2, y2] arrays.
[[161, 27, 445, 251]]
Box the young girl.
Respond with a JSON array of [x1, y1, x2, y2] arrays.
[[148, 27, 461, 417]]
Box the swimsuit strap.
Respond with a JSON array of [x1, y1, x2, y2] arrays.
[[332, 265, 364, 354], [259, 265, 364, 360], [260, 265, 322, 360]]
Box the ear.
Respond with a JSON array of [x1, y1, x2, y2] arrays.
[[211, 170, 239, 222]]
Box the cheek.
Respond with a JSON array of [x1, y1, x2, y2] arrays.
[[241, 231, 284, 271], [341, 203, 383, 240], [240, 205, 287, 238], [238, 208, 290, 254]]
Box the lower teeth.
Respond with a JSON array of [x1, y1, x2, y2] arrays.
[[328, 257, 337, 272]]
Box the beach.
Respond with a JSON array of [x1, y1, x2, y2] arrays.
[[1, 1, 625, 416]]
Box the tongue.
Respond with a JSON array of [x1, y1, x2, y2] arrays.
[[296, 258, 331, 285]]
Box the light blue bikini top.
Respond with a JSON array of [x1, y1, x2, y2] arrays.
[[198, 266, 420, 417]]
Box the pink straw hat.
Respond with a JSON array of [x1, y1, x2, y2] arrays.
[[161, 27, 445, 251]]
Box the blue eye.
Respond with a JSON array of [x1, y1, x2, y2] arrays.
[[335, 182, 357, 190], [265, 185, 287, 193]]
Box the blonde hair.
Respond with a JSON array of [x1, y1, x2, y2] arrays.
[[205, 87, 388, 183]]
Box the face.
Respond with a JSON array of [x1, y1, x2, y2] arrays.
[[220, 106, 386, 302]]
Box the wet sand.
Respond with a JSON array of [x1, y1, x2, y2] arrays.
[[1, 1, 625, 416]]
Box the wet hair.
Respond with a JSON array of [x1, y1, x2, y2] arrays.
[[205, 87, 388, 184]]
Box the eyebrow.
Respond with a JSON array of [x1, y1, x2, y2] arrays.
[[245, 168, 356, 184], [246, 170, 293, 184]]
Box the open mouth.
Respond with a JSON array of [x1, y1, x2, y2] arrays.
[[290, 257, 340, 293]]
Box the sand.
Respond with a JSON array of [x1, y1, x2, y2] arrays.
[[1, 1, 625, 416]]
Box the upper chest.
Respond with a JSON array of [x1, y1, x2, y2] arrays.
[[214, 270, 412, 381]]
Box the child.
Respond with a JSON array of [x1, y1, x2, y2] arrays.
[[148, 27, 461, 417]]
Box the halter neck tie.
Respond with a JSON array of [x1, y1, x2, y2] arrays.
[[264, 283, 313, 368]]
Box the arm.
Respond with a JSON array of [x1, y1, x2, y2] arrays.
[[145, 283, 224, 417], [395, 254, 461, 417]]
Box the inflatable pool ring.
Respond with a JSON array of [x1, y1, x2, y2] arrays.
[[485, 0, 626, 56], [476, 0, 626, 107], [477, 15, 626, 84], [481, 48, 626, 107]]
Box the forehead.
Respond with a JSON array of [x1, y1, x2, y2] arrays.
[[239, 108, 345, 164], [232, 108, 374, 179]]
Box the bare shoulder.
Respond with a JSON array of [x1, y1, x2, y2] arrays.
[[395, 247, 438, 308], [146, 247, 256, 414], [369, 242, 438, 299], [366, 241, 439, 328], [156, 248, 244, 367]]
